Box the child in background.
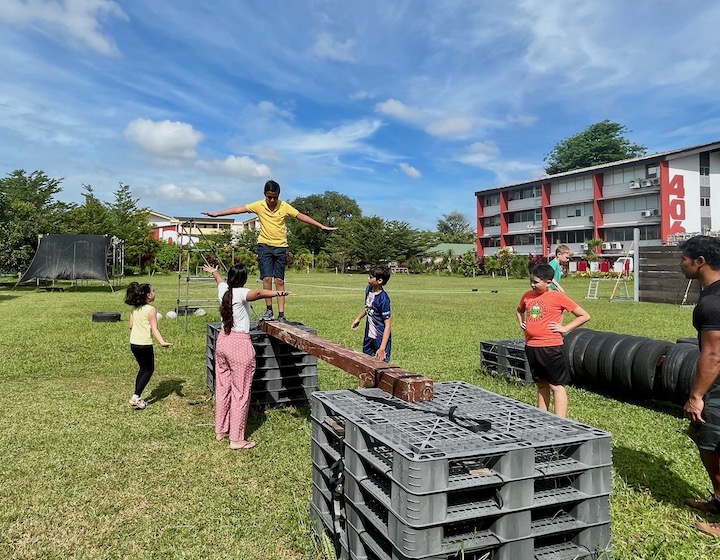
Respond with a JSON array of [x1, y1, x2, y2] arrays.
[[516, 264, 590, 417], [351, 266, 392, 362], [124, 282, 172, 410], [549, 244, 573, 292], [203, 264, 291, 450]]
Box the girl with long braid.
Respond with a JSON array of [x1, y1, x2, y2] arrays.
[[203, 264, 291, 450]]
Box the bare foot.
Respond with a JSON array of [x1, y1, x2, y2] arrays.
[[229, 440, 256, 450], [216, 433, 228, 441]]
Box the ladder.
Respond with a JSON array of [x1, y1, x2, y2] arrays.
[[610, 278, 630, 301], [586, 279, 600, 300]]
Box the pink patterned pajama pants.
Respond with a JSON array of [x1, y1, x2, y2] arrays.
[[215, 331, 256, 441]]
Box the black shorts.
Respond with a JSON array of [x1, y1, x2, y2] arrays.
[[525, 345, 569, 386], [689, 381, 720, 452]]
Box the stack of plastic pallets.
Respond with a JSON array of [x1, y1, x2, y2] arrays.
[[206, 322, 318, 408], [480, 340, 533, 384], [310, 381, 612, 560]]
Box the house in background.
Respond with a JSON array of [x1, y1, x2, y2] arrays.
[[147, 210, 260, 245], [476, 140, 720, 257]]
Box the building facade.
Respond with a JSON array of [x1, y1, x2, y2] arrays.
[[147, 210, 260, 245], [475, 141, 720, 257]]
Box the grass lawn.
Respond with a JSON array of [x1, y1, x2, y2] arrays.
[[1, 271, 720, 559]]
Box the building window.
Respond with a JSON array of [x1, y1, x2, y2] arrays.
[[701, 197, 710, 207], [700, 152, 710, 176], [484, 194, 500, 206], [645, 164, 658, 179]]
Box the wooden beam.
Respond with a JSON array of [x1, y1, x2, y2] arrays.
[[258, 321, 434, 402]]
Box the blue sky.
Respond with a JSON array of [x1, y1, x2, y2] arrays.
[[2, 1, 720, 230]]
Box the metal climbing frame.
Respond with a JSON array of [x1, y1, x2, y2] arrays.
[[175, 220, 230, 331]]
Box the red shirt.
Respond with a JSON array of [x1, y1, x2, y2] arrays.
[[518, 289, 579, 347]]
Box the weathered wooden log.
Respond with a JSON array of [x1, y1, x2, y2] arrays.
[[258, 321, 434, 402]]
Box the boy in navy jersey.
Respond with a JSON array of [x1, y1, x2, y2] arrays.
[[351, 266, 392, 362]]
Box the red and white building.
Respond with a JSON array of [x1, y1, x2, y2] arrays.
[[475, 141, 720, 257], [147, 210, 260, 245]]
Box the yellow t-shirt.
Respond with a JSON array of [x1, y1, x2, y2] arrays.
[[130, 304, 153, 345], [245, 199, 299, 247]]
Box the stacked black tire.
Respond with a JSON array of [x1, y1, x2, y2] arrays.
[[564, 329, 699, 405]]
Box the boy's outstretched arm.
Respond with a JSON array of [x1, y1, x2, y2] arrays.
[[201, 205, 249, 217], [552, 305, 590, 334], [296, 212, 338, 231]]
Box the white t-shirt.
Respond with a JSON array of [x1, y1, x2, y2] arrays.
[[217, 282, 252, 332]]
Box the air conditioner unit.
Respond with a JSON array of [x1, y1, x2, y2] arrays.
[[611, 242, 623, 250], [641, 179, 654, 187], [628, 180, 640, 189], [640, 210, 653, 217], [588, 215, 594, 223], [581, 243, 590, 251], [653, 208, 659, 216], [601, 242, 611, 250], [547, 219, 558, 226], [651, 178, 660, 186]]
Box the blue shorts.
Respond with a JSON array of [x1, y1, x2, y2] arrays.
[[363, 336, 392, 363], [689, 382, 720, 452], [256, 243, 287, 280]]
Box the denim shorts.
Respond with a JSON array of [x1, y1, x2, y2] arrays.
[[256, 243, 288, 280], [689, 381, 720, 451]]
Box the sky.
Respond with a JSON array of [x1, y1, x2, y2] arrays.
[[2, 1, 720, 231]]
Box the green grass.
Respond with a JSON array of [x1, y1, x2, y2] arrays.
[[2, 272, 720, 559]]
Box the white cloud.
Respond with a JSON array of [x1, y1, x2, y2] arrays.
[[251, 145, 292, 163], [399, 163, 421, 179], [124, 118, 203, 159], [312, 32, 355, 62], [272, 119, 382, 154], [375, 99, 423, 123], [138, 183, 225, 204], [350, 90, 373, 101], [196, 155, 272, 178], [454, 142, 501, 166], [425, 117, 474, 139], [0, 0, 127, 55]]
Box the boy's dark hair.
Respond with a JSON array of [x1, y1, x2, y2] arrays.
[[264, 180, 280, 194], [220, 264, 249, 334], [531, 264, 555, 282], [679, 235, 720, 269], [369, 266, 391, 286], [124, 282, 152, 306]]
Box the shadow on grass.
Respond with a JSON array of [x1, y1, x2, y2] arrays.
[[614, 444, 699, 505], [147, 378, 186, 404], [245, 402, 311, 438]]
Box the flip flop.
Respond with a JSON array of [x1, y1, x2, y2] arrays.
[[230, 441, 256, 450]]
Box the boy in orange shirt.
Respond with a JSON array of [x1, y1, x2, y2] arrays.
[[516, 264, 590, 417]]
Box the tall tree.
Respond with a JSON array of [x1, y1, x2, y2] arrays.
[[544, 120, 646, 174], [436, 211, 475, 243], [287, 191, 361, 253], [0, 170, 69, 273], [107, 183, 156, 271]]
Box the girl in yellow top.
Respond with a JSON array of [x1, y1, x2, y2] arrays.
[[125, 282, 172, 409]]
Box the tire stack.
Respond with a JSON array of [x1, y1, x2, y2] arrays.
[[206, 322, 318, 408], [310, 382, 612, 560]]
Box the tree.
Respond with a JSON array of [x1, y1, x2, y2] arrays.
[[63, 185, 113, 235], [544, 120, 647, 175], [457, 250, 481, 277], [107, 184, 157, 273], [0, 170, 70, 273], [287, 191, 361, 254], [436, 211, 475, 243]]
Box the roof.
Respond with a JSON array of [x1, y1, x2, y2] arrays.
[[426, 243, 477, 255], [475, 139, 720, 196]]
